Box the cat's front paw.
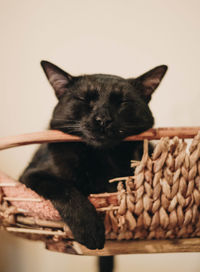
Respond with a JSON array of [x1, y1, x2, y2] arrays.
[[72, 212, 105, 250], [53, 192, 105, 250]]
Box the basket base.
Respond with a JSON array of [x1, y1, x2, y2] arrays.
[[46, 238, 200, 256]]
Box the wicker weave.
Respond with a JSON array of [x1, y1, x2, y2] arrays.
[[106, 134, 200, 240], [1, 129, 200, 255]]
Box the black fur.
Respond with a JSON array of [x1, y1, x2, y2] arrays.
[[20, 61, 167, 253]]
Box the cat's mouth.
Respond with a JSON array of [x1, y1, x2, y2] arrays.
[[80, 121, 154, 148], [84, 135, 122, 148], [53, 122, 152, 148], [80, 128, 124, 148], [51, 124, 120, 147]]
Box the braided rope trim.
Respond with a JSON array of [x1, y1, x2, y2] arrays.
[[105, 133, 200, 240]]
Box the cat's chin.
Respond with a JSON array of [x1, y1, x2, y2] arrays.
[[83, 135, 123, 149], [86, 140, 121, 149]]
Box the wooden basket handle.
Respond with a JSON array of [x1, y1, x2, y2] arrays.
[[0, 127, 200, 151]]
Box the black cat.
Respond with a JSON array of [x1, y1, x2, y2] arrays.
[[20, 61, 167, 253]]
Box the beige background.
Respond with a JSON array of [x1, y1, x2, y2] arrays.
[[0, 0, 200, 271]]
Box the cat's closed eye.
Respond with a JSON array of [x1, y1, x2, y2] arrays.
[[74, 96, 87, 103], [74, 91, 98, 106], [121, 100, 131, 106]]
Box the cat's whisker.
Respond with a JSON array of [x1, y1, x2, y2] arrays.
[[120, 124, 147, 130], [52, 118, 80, 121], [55, 125, 80, 129], [52, 123, 81, 127], [53, 126, 81, 133], [53, 121, 81, 124]]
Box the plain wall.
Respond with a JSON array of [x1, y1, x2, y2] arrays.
[[0, 0, 200, 271]]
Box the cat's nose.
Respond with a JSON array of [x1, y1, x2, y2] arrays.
[[95, 116, 112, 127]]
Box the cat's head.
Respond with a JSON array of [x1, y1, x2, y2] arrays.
[[41, 61, 167, 148]]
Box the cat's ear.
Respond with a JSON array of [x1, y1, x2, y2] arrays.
[[128, 65, 168, 103], [41, 61, 74, 99]]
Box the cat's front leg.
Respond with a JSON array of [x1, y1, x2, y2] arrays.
[[20, 170, 105, 250], [52, 189, 105, 250]]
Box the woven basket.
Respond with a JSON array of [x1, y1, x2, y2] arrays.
[[1, 127, 200, 256]]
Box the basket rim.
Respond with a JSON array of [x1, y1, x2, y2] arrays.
[[0, 126, 200, 151]]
